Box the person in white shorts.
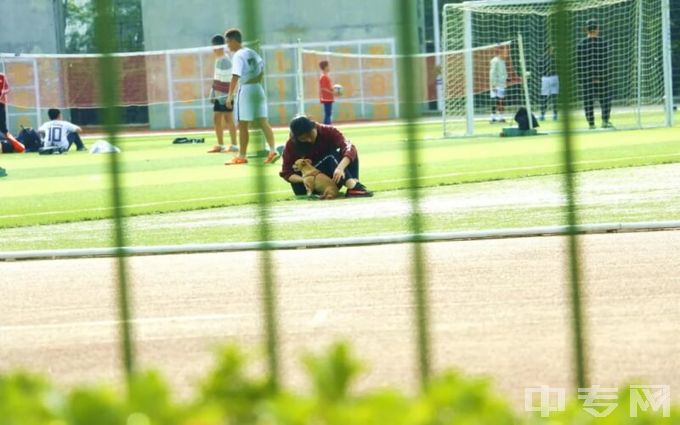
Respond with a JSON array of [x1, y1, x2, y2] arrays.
[[489, 44, 508, 123], [38, 108, 85, 152], [224, 28, 278, 165], [540, 46, 559, 121], [207, 33, 238, 154]]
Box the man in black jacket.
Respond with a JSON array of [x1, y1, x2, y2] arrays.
[[577, 19, 614, 129]]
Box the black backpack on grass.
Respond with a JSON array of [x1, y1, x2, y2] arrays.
[[17, 127, 43, 152], [514, 107, 539, 131]]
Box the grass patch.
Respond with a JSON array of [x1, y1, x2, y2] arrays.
[[2, 163, 679, 251], [1, 121, 679, 230]]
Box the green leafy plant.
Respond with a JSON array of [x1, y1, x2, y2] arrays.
[[0, 343, 677, 424]]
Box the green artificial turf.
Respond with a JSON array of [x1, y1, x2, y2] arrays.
[[0, 119, 678, 251]]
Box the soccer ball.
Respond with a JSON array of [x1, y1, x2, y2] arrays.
[[333, 84, 344, 96]]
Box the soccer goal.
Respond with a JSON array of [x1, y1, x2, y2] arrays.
[[442, 0, 674, 137]]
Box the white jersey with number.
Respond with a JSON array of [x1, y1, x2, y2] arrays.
[[232, 47, 264, 83], [38, 120, 79, 149]]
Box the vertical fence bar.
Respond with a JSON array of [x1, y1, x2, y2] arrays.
[[660, 0, 674, 127], [93, 0, 135, 384], [296, 38, 305, 115], [635, 0, 644, 128], [554, 0, 588, 390], [517, 33, 534, 130], [396, 0, 431, 388], [463, 9, 475, 136], [32, 58, 42, 128], [241, 0, 280, 391], [165, 52, 176, 129]]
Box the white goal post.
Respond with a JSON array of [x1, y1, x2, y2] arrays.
[[442, 0, 674, 137]]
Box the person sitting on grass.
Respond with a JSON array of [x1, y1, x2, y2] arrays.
[[38, 108, 86, 152], [279, 115, 373, 198]]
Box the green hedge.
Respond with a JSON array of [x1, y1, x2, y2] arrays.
[[0, 343, 676, 424]]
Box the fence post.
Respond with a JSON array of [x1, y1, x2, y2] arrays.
[[241, 0, 281, 391], [396, 0, 432, 389], [93, 0, 135, 386], [554, 0, 589, 391]]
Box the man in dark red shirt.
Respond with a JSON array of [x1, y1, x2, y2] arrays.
[[279, 115, 373, 197]]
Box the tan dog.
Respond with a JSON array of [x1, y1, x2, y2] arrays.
[[293, 158, 339, 200]]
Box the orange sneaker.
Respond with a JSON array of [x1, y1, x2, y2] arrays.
[[225, 156, 248, 165], [263, 151, 279, 164], [207, 145, 224, 153]]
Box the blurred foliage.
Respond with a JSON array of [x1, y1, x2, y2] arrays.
[[0, 342, 678, 424]]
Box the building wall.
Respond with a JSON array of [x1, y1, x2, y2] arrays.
[[0, 0, 64, 54], [141, 0, 401, 50], [0, 0, 64, 131]]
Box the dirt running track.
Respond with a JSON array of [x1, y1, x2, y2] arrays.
[[1, 231, 679, 408]]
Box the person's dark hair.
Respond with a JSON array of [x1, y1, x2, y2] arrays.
[[224, 28, 242, 43], [48, 108, 61, 120], [290, 115, 316, 138], [211, 34, 225, 45], [586, 19, 599, 32], [319, 60, 329, 70], [290, 116, 317, 155]]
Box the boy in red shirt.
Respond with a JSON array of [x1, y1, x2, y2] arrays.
[[0, 72, 25, 154], [319, 61, 335, 124]]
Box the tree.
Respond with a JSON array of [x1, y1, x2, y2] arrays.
[[64, 0, 96, 53], [64, 0, 144, 54]]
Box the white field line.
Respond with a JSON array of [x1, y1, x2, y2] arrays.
[[81, 117, 444, 139], [1, 221, 679, 262], [2, 152, 679, 221], [0, 313, 250, 333]]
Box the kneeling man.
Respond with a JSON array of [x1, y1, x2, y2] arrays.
[[279, 115, 373, 198]]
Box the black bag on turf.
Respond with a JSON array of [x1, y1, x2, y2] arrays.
[[514, 107, 539, 131], [17, 127, 43, 152], [0, 139, 14, 153], [172, 137, 205, 144]]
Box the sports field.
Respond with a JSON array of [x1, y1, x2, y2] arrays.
[[2, 117, 680, 416], [1, 119, 679, 251]]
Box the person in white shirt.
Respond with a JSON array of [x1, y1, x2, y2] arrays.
[[207, 34, 238, 154], [224, 28, 278, 165], [489, 44, 509, 123], [38, 108, 85, 152]]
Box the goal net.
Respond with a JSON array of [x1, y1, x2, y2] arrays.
[[442, 0, 674, 137]]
